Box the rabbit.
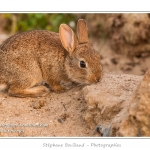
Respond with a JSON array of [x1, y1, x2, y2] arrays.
[[0, 19, 103, 98]]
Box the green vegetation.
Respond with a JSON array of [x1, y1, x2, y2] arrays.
[[2, 14, 76, 33]]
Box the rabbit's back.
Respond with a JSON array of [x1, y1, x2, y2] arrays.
[[0, 30, 63, 56], [0, 30, 66, 74]]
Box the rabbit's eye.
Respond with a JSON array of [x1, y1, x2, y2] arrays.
[[80, 61, 86, 68]]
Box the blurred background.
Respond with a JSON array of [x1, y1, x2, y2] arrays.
[[0, 13, 150, 76]]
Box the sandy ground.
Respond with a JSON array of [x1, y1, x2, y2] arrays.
[[0, 85, 94, 137]]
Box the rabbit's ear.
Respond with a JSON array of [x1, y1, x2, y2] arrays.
[[77, 19, 89, 43], [59, 24, 78, 54]]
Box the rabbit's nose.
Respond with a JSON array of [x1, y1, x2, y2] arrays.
[[95, 76, 100, 82], [88, 73, 102, 84], [93, 76, 99, 83], [95, 73, 103, 83]]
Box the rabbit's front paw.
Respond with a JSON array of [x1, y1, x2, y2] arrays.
[[51, 84, 66, 93]]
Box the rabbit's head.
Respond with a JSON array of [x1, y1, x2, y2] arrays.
[[59, 19, 103, 85]]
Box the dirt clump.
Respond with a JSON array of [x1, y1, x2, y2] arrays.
[[114, 69, 150, 136], [82, 73, 143, 136], [108, 14, 150, 56]]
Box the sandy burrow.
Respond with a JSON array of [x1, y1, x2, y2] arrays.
[[0, 72, 143, 137]]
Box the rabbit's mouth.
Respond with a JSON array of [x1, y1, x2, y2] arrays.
[[87, 73, 103, 84], [72, 78, 101, 86]]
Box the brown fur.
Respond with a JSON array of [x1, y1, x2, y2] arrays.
[[0, 19, 103, 97]]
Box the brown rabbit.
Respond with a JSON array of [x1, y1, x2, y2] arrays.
[[0, 19, 103, 98]]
